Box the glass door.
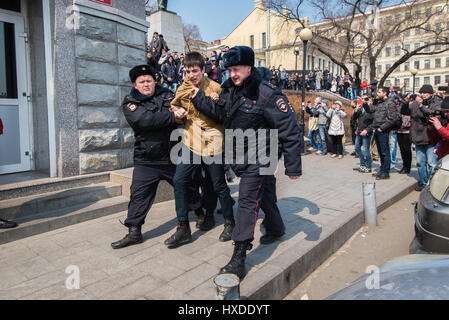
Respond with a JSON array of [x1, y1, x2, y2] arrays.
[[0, 12, 31, 174]]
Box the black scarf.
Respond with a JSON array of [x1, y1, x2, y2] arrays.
[[130, 86, 162, 102]]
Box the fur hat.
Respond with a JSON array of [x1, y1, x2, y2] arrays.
[[129, 65, 156, 83], [223, 46, 255, 68], [419, 84, 434, 94], [334, 100, 343, 107]]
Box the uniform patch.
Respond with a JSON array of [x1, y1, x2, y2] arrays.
[[127, 103, 137, 112], [276, 98, 288, 113]]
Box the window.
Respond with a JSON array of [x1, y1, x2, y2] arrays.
[[415, 11, 421, 19], [395, 78, 400, 87], [262, 32, 266, 49], [386, 47, 391, 57], [404, 78, 410, 89], [435, 76, 441, 85], [446, 75, 449, 85], [386, 64, 391, 71], [377, 65, 382, 74], [395, 46, 401, 56], [415, 77, 420, 88], [386, 16, 392, 24], [436, 6, 442, 13], [426, 8, 432, 17], [404, 44, 411, 52], [414, 42, 420, 50], [250, 35, 254, 49], [425, 24, 431, 33], [424, 60, 430, 69], [435, 44, 442, 51], [405, 29, 410, 37], [0, 22, 18, 98], [404, 62, 410, 71], [385, 80, 391, 87], [446, 57, 449, 67], [424, 76, 430, 85], [436, 23, 442, 31], [424, 42, 431, 52], [436, 58, 441, 68], [414, 60, 420, 69], [415, 28, 420, 35]]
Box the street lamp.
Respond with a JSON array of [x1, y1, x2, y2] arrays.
[[299, 28, 312, 147], [410, 68, 418, 94], [294, 46, 300, 75]]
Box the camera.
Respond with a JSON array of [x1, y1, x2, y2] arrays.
[[425, 108, 449, 126]]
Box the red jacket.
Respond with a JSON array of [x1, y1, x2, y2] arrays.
[[427, 125, 449, 160], [360, 81, 368, 90]]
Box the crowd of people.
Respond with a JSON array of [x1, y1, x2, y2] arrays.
[[306, 83, 449, 191]]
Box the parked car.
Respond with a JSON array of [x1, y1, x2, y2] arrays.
[[327, 254, 449, 300], [411, 154, 449, 254]]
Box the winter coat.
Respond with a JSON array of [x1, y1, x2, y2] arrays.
[[408, 101, 434, 145], [161, 61, 178, 84], [353, 105, 374, 133], [427, 125, 449, 160], [365, 97, 399, 133], [316, 105, 330, 125], [326, 108, 346, 136]]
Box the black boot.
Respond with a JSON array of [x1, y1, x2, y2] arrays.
[[111, 225, 143, 249], [219, 219, 235, 242], [194, 208, 205, 229], [219, 240, 253, 279], [0, 218, 18, 229], [164, 222, 191, 248], [199, 211, 215, 231]]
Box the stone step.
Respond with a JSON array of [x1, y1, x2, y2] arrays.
[[0, 172, 110, 201], [0, 196, 129, 245], [0, 182, 122, 221]]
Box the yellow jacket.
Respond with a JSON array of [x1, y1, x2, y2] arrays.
[[171, 76, 224, 156]]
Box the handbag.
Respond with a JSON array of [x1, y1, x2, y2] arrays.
[[308, 116, 318, 131], [401, 115, 411, 130]]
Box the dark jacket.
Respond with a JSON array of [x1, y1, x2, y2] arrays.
[[365, 97, 399, 133], [207, 65, 223, 84], [122, 86, 176, 165], [161, 61, 178, 84], [191, 68, 303, 177], [408, 100, 435, 145], [353, 104, 374, 133]]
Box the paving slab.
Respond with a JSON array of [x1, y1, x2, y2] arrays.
[[0, 145, 419, 299]]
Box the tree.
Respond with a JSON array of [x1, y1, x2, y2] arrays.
[[268, 0, 449, 86], [183, 23, 202, 52]]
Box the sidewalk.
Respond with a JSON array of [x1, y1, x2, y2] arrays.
[[0, 145, 418, 300]]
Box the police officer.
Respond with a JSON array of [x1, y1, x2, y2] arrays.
[[191, 46, 303, 279], [111, 65, 200, 249]]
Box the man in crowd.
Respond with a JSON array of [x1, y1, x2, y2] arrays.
[[165, 52, 236, 248], [427, 97, 449, 160], [360, 87, 399, 180], [408, 85, 441, 191], [190, 46, 303, 279]]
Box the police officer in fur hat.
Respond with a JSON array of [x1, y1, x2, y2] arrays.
[[190, 46, 303, 279], [111, 65, 201, 249]]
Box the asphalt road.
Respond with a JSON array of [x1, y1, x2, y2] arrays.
[[284, 190, 419, 300]]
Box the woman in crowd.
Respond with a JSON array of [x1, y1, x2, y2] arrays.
[[327, 101, 347, 159]]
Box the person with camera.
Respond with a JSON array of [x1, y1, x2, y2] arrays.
[[359, 87, 399, 180], [326, 101, 346, 159], [396, 93, 413, 174], [406, 86, 440, 191], [427, 97, 449, 160], [353, 95, 374, 172]]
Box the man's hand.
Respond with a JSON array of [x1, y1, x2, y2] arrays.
[[289, 175, 301, 180], [174, 108, 188, 119], [170, 105, 180, 112], [209, 92, 219, 102], [360, 129, 368, 136], [377, 128, 383, 132], [167, 77, 172, 82], [191, 87, 200, 99], [429, 116, 443, 131]]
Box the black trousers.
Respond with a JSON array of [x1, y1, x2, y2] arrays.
[[397, 133, 412, 171], [329, 135, 344, 155], [124, 165, 201, 227], [232, 175, 285, 242]]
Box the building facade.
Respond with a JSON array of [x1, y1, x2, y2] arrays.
[[0, 0, 149, 178]]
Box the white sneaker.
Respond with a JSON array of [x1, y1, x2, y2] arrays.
[[316, 151, 323, 155], [307, 147, 316, 152], [331, 154, 337, 158], [338, 155, 343, 159]]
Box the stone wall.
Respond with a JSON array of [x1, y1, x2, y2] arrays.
[[75, 12, 146, 174]]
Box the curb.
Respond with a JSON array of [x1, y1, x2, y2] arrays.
[[241, 179, 418, 300]]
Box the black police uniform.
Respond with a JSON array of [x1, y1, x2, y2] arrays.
[[121, 84, 204, 227], [192, 69, 303, 244]]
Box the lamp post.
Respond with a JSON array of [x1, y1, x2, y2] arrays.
[[293, 46, 300, 91], [410, 68, 418, 94], [299, 28, 313, 145]]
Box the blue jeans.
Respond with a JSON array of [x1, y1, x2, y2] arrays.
[[308, 129, 318, 149], [415, 144, 438, 186], [173, 149, 234, 222], [389, 131, 398, 168], [374, 130, 391, 175], [163, 82, 177, 93], [352, 88, 358, 100], [318, 124, 328, 153], [355, 134, 372, 169]]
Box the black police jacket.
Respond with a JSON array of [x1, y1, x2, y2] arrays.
[[122, 85, 176, 165], [191, 69, 303, 177]]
